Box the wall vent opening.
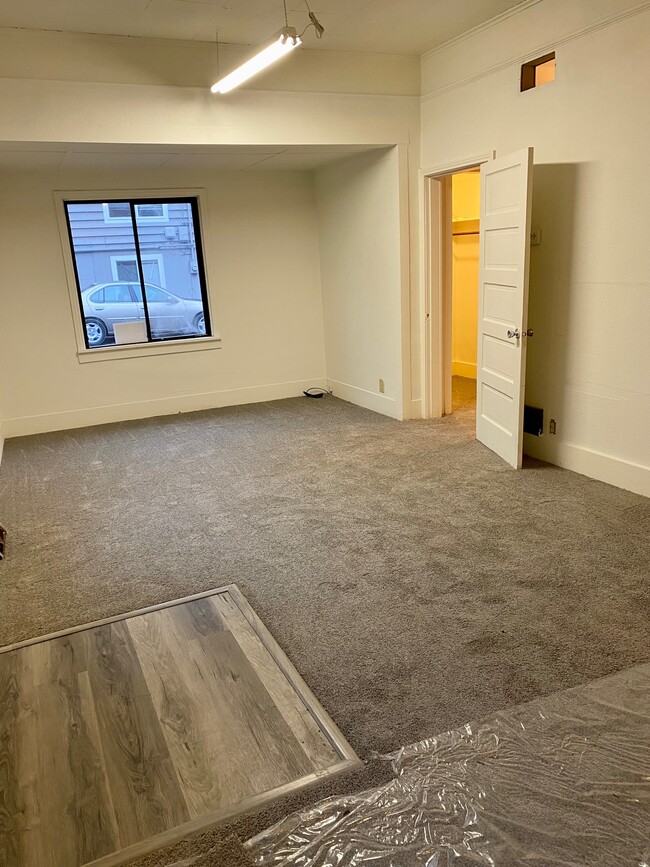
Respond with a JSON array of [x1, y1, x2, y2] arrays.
[[524, 405, 544, 437], [521, 52, 555, 91]]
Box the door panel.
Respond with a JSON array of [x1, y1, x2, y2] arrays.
[[483, 283, 518, 324], [480, 381, 513, 432], [476, 148, 534, 468], [482, 334, 516, 381]]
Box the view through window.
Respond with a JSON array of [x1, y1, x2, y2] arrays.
[[64, 198, 211, 348]]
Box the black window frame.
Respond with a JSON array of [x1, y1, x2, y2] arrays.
[[64, 196, 212, 350]]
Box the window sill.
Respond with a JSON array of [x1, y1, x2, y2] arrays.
[[77, 335, 222, 363]]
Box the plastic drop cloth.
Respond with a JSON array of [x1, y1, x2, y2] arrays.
[[248, 663, 650, 866]]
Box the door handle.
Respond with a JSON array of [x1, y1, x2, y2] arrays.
[[507, 328, 520, 339]]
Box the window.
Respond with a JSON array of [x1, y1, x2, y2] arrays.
[[64, 198, 212, 350], [132, 284, 171, 303], [111, 253, 166, 286], [521, 52, 556, 91], [104, 202, 130, 220], [103, 284, 134, 304], [102, 202, 169, 223], [136, 203, 166, 219]]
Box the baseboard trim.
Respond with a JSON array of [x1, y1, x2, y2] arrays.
[[2, 379, 328, 438], [327, 380, 401, 419], [452, 361, 477, 379], [524, 435, 650, 498]]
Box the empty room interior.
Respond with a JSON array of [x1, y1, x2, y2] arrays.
[[0, 1, 649, 866]]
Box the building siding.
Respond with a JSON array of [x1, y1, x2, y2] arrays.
[[67, 201, 202, 299]]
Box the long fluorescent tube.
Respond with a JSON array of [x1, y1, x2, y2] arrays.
[[211, 28, 301, 94]]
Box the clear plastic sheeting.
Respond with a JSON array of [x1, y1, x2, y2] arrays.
[[249, 664, 650, 866]]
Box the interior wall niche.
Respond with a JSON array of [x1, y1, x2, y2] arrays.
[[521, 52, 556, 91]]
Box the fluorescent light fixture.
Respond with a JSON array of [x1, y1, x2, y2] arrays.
[[211, 27, 301, 94]]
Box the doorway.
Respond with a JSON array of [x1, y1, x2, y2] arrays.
[[423, 163, 483, 423], [423, 148, 534, 468], [448, 169, 480, 419]]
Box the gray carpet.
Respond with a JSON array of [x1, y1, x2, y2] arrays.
[[1, 396, 649, 865]]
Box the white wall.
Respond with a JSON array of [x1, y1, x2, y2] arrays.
[[451, 172, 480, 379], [0, 398, 4, 465], [0, 169, 326, 436], [0, 27, 420, 97], [0, 52, 419, 150], [421, 0, 650, 496], [315, 148, 408, 419], [0, 25, 420, 437], [451, 235, 479, 379], [0, 328, 4, 463]]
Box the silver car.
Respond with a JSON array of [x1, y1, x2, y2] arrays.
[[81, 282, 207, 347]]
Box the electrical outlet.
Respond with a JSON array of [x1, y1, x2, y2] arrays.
[[549, 418, 557, 435], [378, 378, 385, 394], [530, 227, 542, 245]]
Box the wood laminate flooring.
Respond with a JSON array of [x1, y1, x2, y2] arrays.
[[0, 585, 359, 867]]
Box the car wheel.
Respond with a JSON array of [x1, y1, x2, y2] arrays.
[[85, 318, 107, 347], [195, 313, 206, 336]]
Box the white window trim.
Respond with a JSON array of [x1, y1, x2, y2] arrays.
[[55, 187, 219, 363], [110, 253, 167, 288], [102, 202, 169, 224], [76, 335, 222, 363]]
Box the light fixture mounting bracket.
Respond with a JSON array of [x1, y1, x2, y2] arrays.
[[280, 25, 300, 45]]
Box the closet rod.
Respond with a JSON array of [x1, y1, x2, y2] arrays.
[[452, 230, 480, 237]]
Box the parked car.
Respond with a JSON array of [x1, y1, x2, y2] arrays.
[[81, 281, 207, 346]]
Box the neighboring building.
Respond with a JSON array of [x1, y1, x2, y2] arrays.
[[67, 201, 202, 299]]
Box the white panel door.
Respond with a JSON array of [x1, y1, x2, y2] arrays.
[[476, 147, 534, 468]]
